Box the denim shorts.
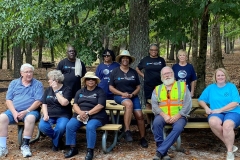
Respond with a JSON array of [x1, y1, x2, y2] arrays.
[[114, 95, 142, 111], [208, 112, 240, 128], [4, 109, 40, 124]]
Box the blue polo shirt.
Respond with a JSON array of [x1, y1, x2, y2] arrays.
[[6, 78, 44, 112]]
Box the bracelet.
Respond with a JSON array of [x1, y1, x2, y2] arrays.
[[26, 109, 30, 113]]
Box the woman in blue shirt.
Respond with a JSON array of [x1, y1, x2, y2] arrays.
[[172, 49, 197, 97], [198, 68, 240, 160]]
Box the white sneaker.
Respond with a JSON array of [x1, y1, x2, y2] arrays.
[[0, 147, 8, 157], [21, 145, 32, 158], [233, 145, 238, 152], [226, 152, 234, 160]]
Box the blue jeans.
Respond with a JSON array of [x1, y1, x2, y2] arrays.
[[66, 117, 102, 149], [39, 117, 69, 147], [153, 115, 187, 155]]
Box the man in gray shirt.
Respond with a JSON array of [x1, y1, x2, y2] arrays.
[[152, 66, 192, 160]]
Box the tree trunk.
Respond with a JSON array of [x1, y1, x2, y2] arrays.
[[166, 40, 169, 59], [7, 36, 12, 70], [129, 0, 149, 106], [210, 17, 224, 69], [169, 44, 175, 60], [195, 0, 210, 98], [0, 39, 4, 69], [51, 46, 54, 62], [26, 43, 32, 64], [192, 19, 198, 70], [13, 45, 22, 78], [38, 36, 44, 68]]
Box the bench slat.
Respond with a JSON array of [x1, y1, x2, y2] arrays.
[[165, 122, 210, 129], [80, 124, 122, 131]]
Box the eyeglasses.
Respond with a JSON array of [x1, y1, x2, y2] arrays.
[[103, 55, 110, 57], [162, 72, 173, 76], [86, 78, 96, 81], [23, 71, 33, 74]]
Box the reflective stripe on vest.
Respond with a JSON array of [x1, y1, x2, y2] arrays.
[[155, 81, 186, 116]]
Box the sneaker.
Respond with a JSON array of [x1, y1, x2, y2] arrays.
[[0, 147, 8, 157], [226, 152, 234, 160], [140, 137, 148, 148], [233, 145, 238, 152], [21, 145, 32, 158], [125, 130, 133, 142]]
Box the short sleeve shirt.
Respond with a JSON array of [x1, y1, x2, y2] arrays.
[[6, 78, 44, 112], [41, 85, 73, 119], [109, 67, 140, 94]]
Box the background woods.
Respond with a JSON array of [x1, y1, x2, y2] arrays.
[[0, 0, 239, 96]]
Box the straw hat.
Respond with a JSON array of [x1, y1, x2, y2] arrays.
[[116, 50, 135, 64], [82, 72, 100, 85]]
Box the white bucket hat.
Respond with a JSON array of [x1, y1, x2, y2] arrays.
[[116, 50, 135, 64], [82, 72, 100, 85]]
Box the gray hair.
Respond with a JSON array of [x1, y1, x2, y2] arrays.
[[47, 70, 64, 83], [20, 63, 34, 72]]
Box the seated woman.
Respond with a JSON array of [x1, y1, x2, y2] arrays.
[[198, 68, 240, 160], [64, 72, 108, 160], [109, 50, 148, 148], [39, 70, 72, 151]]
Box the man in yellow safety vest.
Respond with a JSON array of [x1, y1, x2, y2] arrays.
[[152, 66, 192, 160]]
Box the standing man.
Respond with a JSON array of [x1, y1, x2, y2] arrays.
[[0, 63, 44, 158], [151, 66, 192, 160], [96, 49, 120, 100], [57, 45, 87, 98]]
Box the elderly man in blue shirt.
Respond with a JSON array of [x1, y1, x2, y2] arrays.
[[0, 63, 44, 158]]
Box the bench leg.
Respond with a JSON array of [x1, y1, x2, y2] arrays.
[[163, 128, 182, 151], [102, 130, 119, 153], [17, 125, 41, 146], [18, 125, 24, 145]]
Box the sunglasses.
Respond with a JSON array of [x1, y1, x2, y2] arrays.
[[103, 55, 111, 57], [86, 78, 96, 81]]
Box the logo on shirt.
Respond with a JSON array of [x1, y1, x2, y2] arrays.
[[79, 93, 97, 98], [64, 66, 75, 69], [178, 70, 187, 79], [146, 62, 162, 65], [224, 92, 229, 97]]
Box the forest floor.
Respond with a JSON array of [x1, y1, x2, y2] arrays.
[[1, 44, 240, 160]]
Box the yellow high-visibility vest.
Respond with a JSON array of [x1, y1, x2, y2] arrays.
[[155, 81, 186, 116]]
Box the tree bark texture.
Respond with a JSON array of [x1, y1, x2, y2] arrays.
[[129, 0, 149, 68], [26, 43, 32, 64], [192, 19, 198, 70], [13, 45, 22, 78], [195, 0, 210, 98], [129, 0, 149, 107], [38, 36, 44, 68], [210, 17, 224, 69]]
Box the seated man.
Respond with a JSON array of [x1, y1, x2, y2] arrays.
[[0, 63, 44, 158], [151, 66, 192, 160]]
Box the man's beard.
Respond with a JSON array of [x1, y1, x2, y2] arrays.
[[162, 77, 175, 86]]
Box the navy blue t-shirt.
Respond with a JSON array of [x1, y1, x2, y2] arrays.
[[109, 67, 140, 94], [73, 86, 108, 125], [57, 58, 86, 98], [172, 63, 197, 91]]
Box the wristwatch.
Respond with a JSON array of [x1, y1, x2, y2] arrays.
[[54, 90, 59, 94], [85, 111, 89, 115]]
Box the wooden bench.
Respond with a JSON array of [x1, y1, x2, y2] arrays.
[[142, 98, 209, 150], [80, 124, 122, 153]]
